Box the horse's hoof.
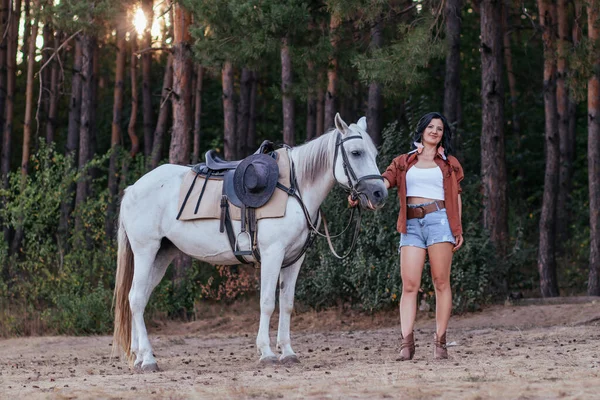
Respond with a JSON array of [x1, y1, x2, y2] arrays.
[[280, 355, 300, 364], [133, 361, 142, 370], [141, 363, 159, 372], [258, 356, 279, 365]]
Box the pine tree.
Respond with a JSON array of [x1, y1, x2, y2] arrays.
[[480, 0, 509, 256], [169, 3, 193, 165], [537, 0, 560, 297], [587, 0, 600, 295]]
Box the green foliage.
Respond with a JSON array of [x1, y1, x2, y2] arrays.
[[0, 145, 119, 335], [354, 14, 445, 91], [44, 284, 114, 335], [186, 0, 314, 67], [52, 0, 132, 34]]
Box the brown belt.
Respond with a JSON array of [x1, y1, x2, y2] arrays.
[[406, 200, 445, 220]]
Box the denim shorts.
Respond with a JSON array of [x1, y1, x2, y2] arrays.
[[399, 202, 456, 250]]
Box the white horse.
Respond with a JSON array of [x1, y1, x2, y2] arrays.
[[112, 114, 387, 371]]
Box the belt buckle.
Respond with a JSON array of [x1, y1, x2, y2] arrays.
[[415, 206, 425, 219]]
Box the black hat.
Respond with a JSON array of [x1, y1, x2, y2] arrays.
[[233, 154, 279, 208]]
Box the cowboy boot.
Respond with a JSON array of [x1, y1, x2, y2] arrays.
[[434, 332, 448, 359], [398, 332, 415, 361]]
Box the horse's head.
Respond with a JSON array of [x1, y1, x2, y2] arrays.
[[333, 113, 387, 210]]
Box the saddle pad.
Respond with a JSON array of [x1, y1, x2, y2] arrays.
[[177, 149, 291, 221]]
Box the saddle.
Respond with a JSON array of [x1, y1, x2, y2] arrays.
[[202, 140, 275, 172], [178, 141, 290, 264]]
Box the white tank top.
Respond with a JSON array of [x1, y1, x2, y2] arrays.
[[406, 166, 444, 200]]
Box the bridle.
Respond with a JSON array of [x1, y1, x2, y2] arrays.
[[332, 131, 384, 202], [279, 130, 384, 264]]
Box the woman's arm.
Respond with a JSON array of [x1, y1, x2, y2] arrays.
[[453, 194, 464, 252]]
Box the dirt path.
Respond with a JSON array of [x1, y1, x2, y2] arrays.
[[1, 300, 599, 399]]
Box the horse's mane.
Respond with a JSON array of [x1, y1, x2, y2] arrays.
[[292, 129, 337, 185]]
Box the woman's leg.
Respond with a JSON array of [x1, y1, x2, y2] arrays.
[[399, 246, 427, 337], [427, 242, 454, 336]]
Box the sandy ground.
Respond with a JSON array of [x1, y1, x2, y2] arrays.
[[1, 299, 599, 399]]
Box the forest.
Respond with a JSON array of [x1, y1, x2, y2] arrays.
[[0, 0, 598, 336]]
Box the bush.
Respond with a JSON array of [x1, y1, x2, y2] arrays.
[[44, 284, 114, 335]]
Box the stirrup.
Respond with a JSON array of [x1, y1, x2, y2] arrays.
[[234, 231, 253, 256]]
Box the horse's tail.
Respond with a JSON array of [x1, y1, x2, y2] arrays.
[[112, 209, 134, 362]]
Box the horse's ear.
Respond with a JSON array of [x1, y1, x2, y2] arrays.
[[357, 117, 367, 131], [334, 113, 349, 135]]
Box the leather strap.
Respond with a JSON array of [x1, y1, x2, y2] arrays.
[[406, 200, 445, 220], [194, 170, 212, 214], [177, 172, 200, 220]]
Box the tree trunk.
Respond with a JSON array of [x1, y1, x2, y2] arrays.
[[537, 0, 560, 297], [555, 0, 571, 244], [502, 0, 524, 189], [192, 64, 204, 164], [237, 67, 251, 157], [40, 23, 52, 139], [587, 0, 600, 295], [88, 44, 100, 182], [502, 0, 520, 137], [150, 55, 173, 169], [11, 5, 38, 255], [59, 32, 82, 243], [0, 0, 6, 278], [66, 35, 83, 159], [106, 25, 126, 239], [568, 3, 582, 188], [444, 0, 462, 153], [169, 4, 193, 165], [2, 0, 21, 185], [222, 61, 236, 160], [128, 36, 139, 157], [324, 14, 340, 131], [352, 80, 361, 123], [170, 5, 193, 285], [306, 62, 316, 141], [75, 34, 96, 232], [21, 9, 38, 177], [0, 0, 8, 151], [142, 0, 154, 156], [248, 71, 258, 152], [316, 71, 324, 136], [367, 17, 383, 146], [20, 0, 30, 70], [46, 30, 61, 144], [281, 37, 295, 146], [480, 0, 509, 256]]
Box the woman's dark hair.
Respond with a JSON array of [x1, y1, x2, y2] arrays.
[[412, 112, 453, 156]]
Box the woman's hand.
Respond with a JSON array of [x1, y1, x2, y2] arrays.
[[347, 194, 359, 208], [453, 234, 464, 252]]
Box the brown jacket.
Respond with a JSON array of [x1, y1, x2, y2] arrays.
[[382, 152, 464, 236]]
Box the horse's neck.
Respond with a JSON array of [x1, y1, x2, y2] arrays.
[[289, 135, 336, 218]]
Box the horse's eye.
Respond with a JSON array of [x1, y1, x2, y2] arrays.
[[351, 151, 362, 156]]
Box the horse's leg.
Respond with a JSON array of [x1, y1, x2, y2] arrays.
[[256, 251, 285, 364], [276, 256, 305, 364], [130, 242, 178, 371]]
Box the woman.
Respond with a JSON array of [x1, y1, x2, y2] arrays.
[[352, 112, 464, 360]]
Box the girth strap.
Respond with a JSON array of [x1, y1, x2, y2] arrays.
[[177, 172, 200, 220]]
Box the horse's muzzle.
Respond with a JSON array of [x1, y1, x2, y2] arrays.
[[356, 180, 387, 210]]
